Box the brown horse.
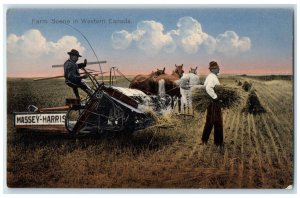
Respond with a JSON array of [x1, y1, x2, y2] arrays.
[[129, 67, 165, 95], [156, 64, 184, 81], [156, 64, 184, 112]]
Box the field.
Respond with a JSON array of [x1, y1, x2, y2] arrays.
[[6, 75, 294, 188]]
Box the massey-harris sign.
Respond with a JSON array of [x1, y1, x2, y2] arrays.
[[14, 113, 66, 126]]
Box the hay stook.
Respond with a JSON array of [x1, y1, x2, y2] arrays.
[[242, 81, 252, 92], [192, 85, 242, 112], [243, 90, 266, 115]]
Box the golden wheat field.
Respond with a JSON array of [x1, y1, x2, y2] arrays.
[[6, 75, 294, 188]]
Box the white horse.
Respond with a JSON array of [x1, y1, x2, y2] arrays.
[[175, 67, 200, 113]]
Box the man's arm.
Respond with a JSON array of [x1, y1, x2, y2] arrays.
[[205, 84, 217, 99], [205, 76, 218, 99], [78, 59, 87, 69], [66, 63, 82, 84]]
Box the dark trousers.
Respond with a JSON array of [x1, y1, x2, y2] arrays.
[[66, 81, 93, 100], [201, 101, 223, 146]]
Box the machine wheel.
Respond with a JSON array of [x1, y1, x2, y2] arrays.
[[65, 106, 82, 135]]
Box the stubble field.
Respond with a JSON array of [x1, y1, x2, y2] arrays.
[[6, 75, 294, 188]]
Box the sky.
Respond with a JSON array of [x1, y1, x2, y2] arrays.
[[6, 7, 294, 77]]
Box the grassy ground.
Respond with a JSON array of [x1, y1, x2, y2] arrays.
[[6, 75, 294, 188]]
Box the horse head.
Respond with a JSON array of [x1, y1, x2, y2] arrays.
[[157, 67, 166, 75], [149, 67, 165, 78], [174, 64, 184, 78], [189, 67, 198, 74], [152, 67, 165, 77]]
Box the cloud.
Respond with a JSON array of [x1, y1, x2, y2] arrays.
[[111, 30, 132, 50], [7, 29, 47, 58], [7, 29, 86, 77], [203, 35, 217, 54], [172, 16, 208, 54], [135, 21, 173, 54], [112, 20, 174, 54], [7, 29, 85, 60], [111, 17, 251, 55], [215, 31, 251, 55]]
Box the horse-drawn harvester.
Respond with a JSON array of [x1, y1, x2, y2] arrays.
[[14, 63, 173, 136]]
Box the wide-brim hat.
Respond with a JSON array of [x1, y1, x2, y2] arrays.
[[209, 61, 220, 69], [67, 49, 82, 57]]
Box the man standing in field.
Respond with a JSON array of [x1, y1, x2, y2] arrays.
[[64, 49, 93, 100], [201, 61, 224, 147]]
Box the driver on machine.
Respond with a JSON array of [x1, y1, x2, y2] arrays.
[[64, 49, 93, 100]]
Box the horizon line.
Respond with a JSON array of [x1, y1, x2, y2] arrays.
[[6, 73, 294, 79]]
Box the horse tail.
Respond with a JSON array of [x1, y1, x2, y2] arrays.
[[158, 79, 165, 97]]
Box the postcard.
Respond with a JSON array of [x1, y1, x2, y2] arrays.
[[6, 5, 294, 189]]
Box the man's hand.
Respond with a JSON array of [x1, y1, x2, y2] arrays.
[[83, 59, 87, 67], [213, 98, 222, 104], [82, 74, 88, 79]]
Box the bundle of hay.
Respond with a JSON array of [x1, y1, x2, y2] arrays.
[[242, 90, 266, 114], [144, 108, 177, 126], [191, 85, 242, 112], [242, 81, 252, 92], [237, 81, 242, 86]]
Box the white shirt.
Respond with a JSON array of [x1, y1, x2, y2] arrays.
[[188, 73, 200, 86], [176, 73, 200, 89], [204, 73, 220, 99], [179, 73, 190, 89]]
